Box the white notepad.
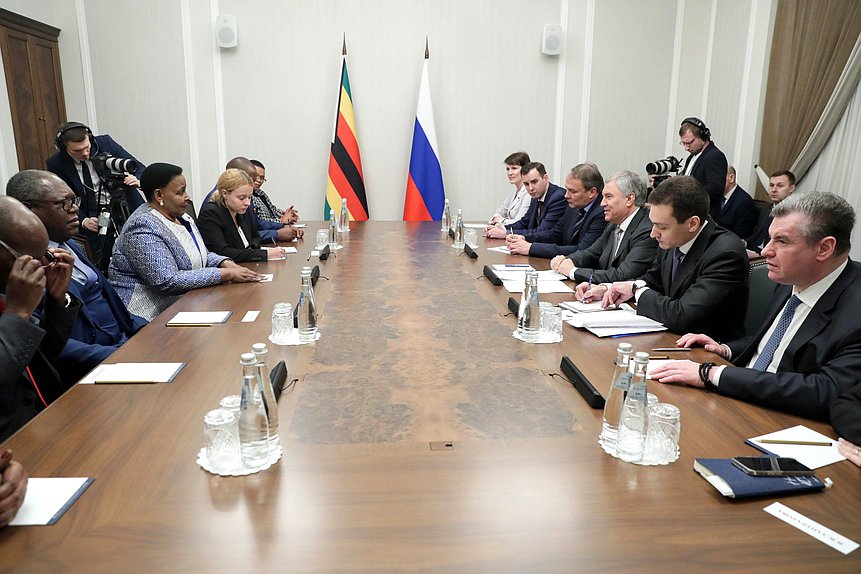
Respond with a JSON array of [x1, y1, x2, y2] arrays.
[[748, 425, 844, 469], [79, 362, 186, 384], [166, 311, 231, 326], [10, 477, 93, 526]]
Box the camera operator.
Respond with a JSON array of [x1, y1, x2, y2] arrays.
[[677, 117, 727, 220], [46, 122, 146, 271]]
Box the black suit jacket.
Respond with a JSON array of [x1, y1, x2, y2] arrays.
[[526, 195, 607, 258], [567, 207, 658, 283], [45, 134, 146, 223], [637, 222, 748, 341], [683, 142, 728, 220], [720, 260, 861, 421], [509, 184, 567, 236], [717, 185, 757, 239], [0, 297, 81, 441], [197, 202, 267, 263], [831, 381, 861, 443], [746, 207, 774, 254]]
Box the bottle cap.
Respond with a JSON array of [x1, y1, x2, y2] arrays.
[[634, 351, 650, 363], [617, 343, 633, 353], [240, 352, 256, 365], [300, 267, 312, 277], [252, 343, 267, 354]]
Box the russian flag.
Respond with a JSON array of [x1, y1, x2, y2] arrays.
[[403, 59, 445, 221]]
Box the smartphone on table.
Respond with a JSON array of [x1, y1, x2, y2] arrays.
[[731, 456, 815, 477]]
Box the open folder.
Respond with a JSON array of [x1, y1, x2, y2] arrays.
[[565, 308, 666, 337], [166, 311, 232, 326], [79, 362, 186, 384]]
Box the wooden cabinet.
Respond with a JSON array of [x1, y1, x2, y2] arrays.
[[0, 8, 66, 170]]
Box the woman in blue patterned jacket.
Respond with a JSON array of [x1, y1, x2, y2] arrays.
[[109, 163, 262, 320]]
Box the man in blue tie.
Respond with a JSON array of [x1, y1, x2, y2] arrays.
[[651, 191, 861, 422], [7, 170, 148, 386]]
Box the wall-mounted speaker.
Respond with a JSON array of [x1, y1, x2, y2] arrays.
[[542, 23, 563, 56], [215, 15, 238, 48]]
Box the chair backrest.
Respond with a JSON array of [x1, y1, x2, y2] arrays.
[[744, 258, 777, 336], [185, 199, 198, 222]]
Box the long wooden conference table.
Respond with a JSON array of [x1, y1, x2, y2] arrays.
[[1, 221, 858, 572]]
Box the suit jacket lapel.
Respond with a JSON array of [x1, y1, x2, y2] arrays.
[[669, 223, 714, 297]]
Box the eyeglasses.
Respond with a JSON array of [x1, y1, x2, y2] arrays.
[[679, 138, 696, 146], [255, 176, 266, 183], [39, 196, 82, 213], [0, 238, 55, 266]]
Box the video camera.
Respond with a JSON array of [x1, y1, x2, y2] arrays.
[[645, 156, 680, 191], [91, 153, 139, 238], [92, 153, 137, 182]]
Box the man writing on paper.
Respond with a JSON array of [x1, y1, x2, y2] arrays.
[[485, 162, 566, 239], [549, 170, 657, 298], [506, 162, 607, 258], [0, 196, 79, 441], [601, 176, 748, 341], [651, 191, 861, 423], [8, 170, 148, 386]]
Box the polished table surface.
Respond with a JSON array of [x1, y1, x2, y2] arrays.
[[1, 222, 859, 573]]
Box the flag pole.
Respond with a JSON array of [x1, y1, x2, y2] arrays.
[[342, 32, 347, 56], [425, 36, 429, 59]]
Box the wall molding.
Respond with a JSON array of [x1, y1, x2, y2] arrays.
[[210, 0, 226, 169], [578, 0, 595, 162], [74, 0, 97, 132], [552, 0, 569, 184], [180, 0, 202, 202]]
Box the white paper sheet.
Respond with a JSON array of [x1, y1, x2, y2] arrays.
[[748, 425, 844, 469], [492, 264, 533, 271], [10, 477, 91, 526], [495, 269, 567, 282], [167, 311, 231, 325], [560, 300, 605, 313], [487, 246, 511, 254], [241, 310, 260, 322], [502, 280, 574, 294], [258, 274, 274, 283]]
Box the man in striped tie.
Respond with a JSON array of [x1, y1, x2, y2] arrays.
[[652, 191, 861, 423]]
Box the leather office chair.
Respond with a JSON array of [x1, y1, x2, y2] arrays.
[[185, 199, 198, 222], [744, 258, 777, 336]]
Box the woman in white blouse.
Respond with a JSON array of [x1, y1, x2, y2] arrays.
[[488, 151, 531, 225]]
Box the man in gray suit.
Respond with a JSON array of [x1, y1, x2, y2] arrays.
[[550, 170, 657, 301]]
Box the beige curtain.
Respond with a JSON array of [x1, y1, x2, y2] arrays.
[[757, 0, 861, 199]]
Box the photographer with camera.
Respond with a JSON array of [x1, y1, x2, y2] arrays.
[[46, 122, 146, 271], [677, 117, 727, 219]]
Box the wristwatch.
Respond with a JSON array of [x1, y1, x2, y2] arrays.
[[631, 280, 646, 297]]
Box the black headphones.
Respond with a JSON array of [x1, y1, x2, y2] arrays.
[[680, 117, 710, 141], [54, 121, 93, 152]]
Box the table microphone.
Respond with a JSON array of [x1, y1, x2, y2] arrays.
[[560, 356, 605, 408], [448, 228, 455, 239], [319, 245, 331, 260], [310, 265, 320, 286], [483, 265, 502, 285], [507, 296, 519, 315], [464, 244, 478, 259]]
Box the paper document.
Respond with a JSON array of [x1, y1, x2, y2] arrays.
[[502, 280, 573, 294], [241, 310, 260, 322], [167, 311, 231, 325], [487, 246, 510, 254], [10, 477, 93, 526], [463, 223, 487, 229], [748, 425, 843, 469], [565, 309, 666, 337], [495, 269, 567, 282], [560, 300, 605, 313], [79, 362, 186, 384], [492, 264, 534, 271], [259, 274, 274, 283]]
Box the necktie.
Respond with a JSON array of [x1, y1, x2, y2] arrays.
[[611, 227, 624, 259], [752, 295, 802, 371], [81, 161, 95, 198], [670, 248, 684, 283], [536, 201, 543, 224], [570, 208, 586, 242], [721, 196, 727, 209]]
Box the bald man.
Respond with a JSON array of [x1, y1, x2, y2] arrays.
[[0, 196, 80, 441]]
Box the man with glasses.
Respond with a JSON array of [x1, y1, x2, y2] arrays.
[[678, 117, 728, 220], [0, 195, 79, 441], [7, 170, 147, 386], [250, 160, 299, 224]]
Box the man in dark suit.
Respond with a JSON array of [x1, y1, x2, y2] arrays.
[[832, 383, 861, 446], [506, 162, 607, 258], [46, 122, 146, 272], [652, 191, 861, 423], [746, 170, 796, 255], [550, 170, 658, 298], [7, 170, 147, 387], [0, 196, 79, 441], [485, 162, 566, 239], [717, 165, 757, 239], [603, 176, 748, 341], [678, 117, 728, 220]]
